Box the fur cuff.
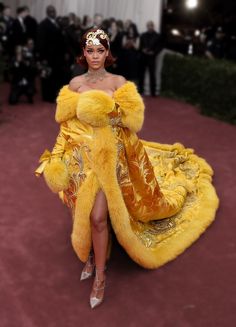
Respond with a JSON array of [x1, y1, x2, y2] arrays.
[[43, 160, 69, 193], [76, 90, 115, 127], [113, 81, 145, 132], [55, 85, 79, 123]]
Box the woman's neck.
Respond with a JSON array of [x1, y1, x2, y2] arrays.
[[87, 66, 106, 73], [85, 67, 107, 83]]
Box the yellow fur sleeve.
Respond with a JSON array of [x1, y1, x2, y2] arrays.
[[113, 81, 145, 133], [43, 123, 70, 193], [55, 85, 79, 123]]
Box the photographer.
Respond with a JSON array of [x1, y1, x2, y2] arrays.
[[8, 38, 37, 104]]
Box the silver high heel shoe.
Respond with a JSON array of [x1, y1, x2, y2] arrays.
[[80, 252, 95, 281], [90, 266, 107, 309]]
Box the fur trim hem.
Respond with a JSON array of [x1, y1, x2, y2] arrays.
[[71, 173, 99, 262]]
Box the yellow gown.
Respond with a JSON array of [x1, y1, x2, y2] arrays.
[[35, 81, 219, 269]]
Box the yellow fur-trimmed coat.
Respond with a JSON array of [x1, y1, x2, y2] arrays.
[[35, 81, 219, 269]]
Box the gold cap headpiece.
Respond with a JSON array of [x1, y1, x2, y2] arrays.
[[86, 29, 110, 47]]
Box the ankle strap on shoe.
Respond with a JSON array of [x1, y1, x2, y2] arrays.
[[95, 266, 107, 281], [93, 282, 105, 291], [95, 265, 107, 272]]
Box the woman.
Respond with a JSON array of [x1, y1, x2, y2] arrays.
[[121, 23, 140, 81], [108, 21, 123, 74], [35, 28, 219, 309]]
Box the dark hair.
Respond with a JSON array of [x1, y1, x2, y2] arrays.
[[17, 6, 26, 15], [77, 27, 116, 68], [82, 15, 89, 26], [127, 23, 139, 38], [0, 3, 4, 13], [3, 5, 10, 11], [117, 20, 124, 32]]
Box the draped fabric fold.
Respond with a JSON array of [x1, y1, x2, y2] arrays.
[[35, 81, 219, 269]]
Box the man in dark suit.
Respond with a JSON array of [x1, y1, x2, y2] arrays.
[[24, 6, 38, 43], [0, 5, 14, 56], [37, 5, 65, 102], [0, 5, 14, 34], [10, 6, 27, 54], [138, 21, 163, 96]]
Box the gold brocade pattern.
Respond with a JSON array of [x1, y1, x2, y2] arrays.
[[130, 193, 197, 248]]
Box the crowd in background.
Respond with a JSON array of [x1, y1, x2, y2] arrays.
[[0, 3, 234, 105]]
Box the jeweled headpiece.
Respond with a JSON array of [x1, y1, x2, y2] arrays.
[[86, 29, 110, 47]]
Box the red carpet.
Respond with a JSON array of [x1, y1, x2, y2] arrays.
[[0, 85, 235, 327]]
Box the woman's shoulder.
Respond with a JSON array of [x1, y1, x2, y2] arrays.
[[68, 75, 85, 92], [108, 73, 127, 90]]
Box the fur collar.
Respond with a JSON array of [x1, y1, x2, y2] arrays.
[[55, 81, 138, 123]]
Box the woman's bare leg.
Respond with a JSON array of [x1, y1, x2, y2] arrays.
[[81, 190, 109, 281], [90, 189, 109, 281], [89, 190, 109, 307]]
